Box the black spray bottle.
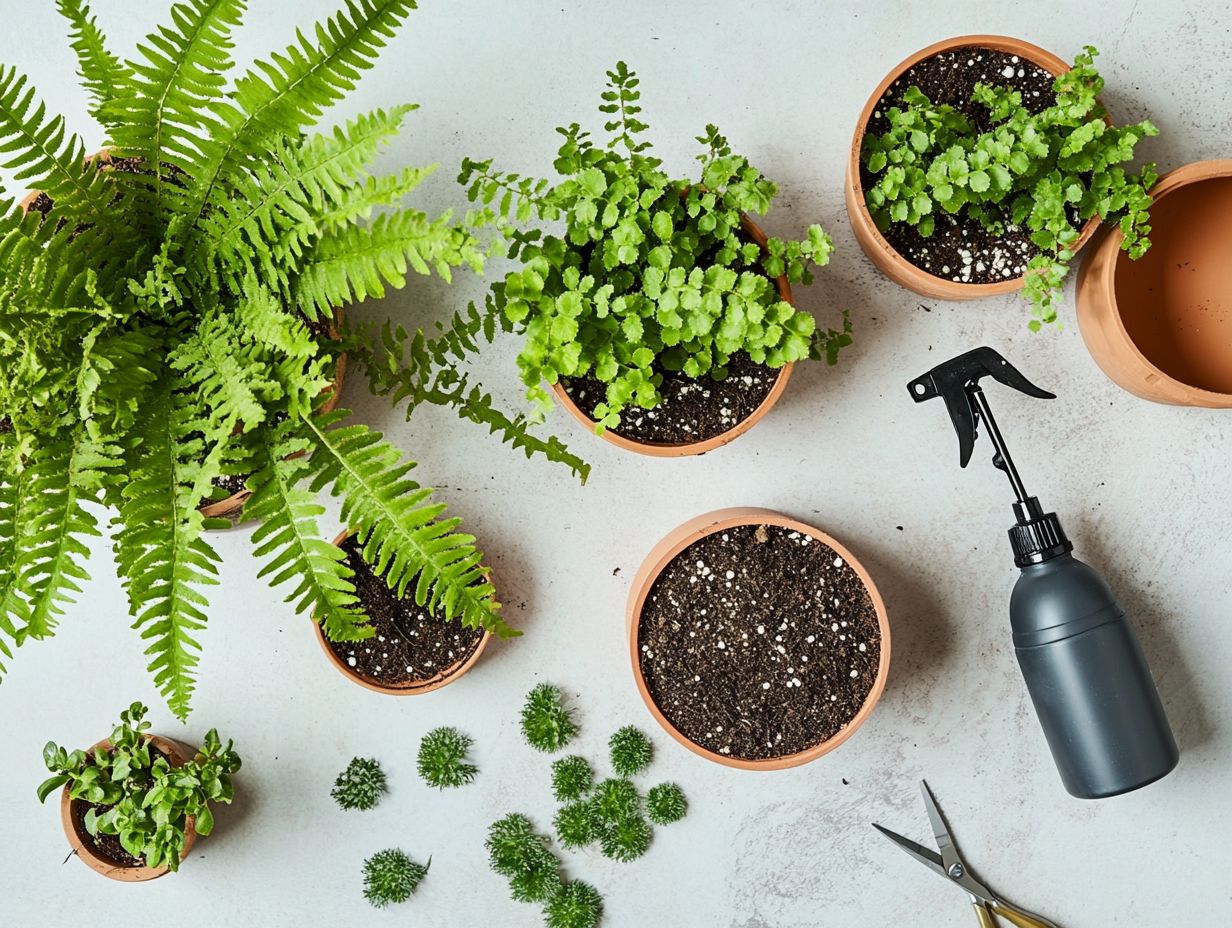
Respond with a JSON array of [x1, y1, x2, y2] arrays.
[[909, 347, 1179, 799]]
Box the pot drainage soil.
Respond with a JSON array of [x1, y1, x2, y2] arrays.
[[73, 800, 144, 868], [559, 352, 777, 445], [860, 46, 1082, 284], [637, 523, 881, 760], [325, 534, 484, 687]]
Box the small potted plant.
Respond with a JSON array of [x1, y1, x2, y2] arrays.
[[627, 508, 890, 770], [0, 0, 583, 717], [37, 702, 240, 881], [461, 61, 852, 457], [847, 37, 1158, 329]]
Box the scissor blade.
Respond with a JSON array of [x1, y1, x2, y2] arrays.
[[920, 780, 959, 873], [871, 823, 946, 879]]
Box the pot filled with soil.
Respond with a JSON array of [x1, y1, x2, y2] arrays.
[[60, 734, 196, 881], [1076, 159, 1232, 407], [846, 35, 1104, 302], [551, 214, 795, 457], [627, 508, 890, 770], [315, 529, 491, 694]]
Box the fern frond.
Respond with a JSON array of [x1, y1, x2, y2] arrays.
[[245, 420, 370, 641], [304, 411, 515, 637], [55, 0, 132, 122], [293, 209, 484, 320], [179, 0, 417, 235], [113, 384, 220, 719], [0, 463, 34, 670]]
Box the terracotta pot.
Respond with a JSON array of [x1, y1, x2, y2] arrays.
[[1076, 160, 1232, 406], [551, 213, 794, 456], [846, 35, 1102, 300], [314, 529, 492, 695], [627, 507, 891, 770], [60, 734, 196, 882]]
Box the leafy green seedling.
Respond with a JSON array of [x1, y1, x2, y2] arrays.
[[521, 684, 578, 752], [331, 757, 387, 811], [37, 702, 240, 871], [486, 813, 561, 904], [550, 755, 594, 802], [553, 801, 601, 850], [417, 727, 478, 789], [362, 849, 428, 908], [544, 880, 605, 928], [608, 726, 653, 777], [600, 815, 653, 863], [646, 783, 688, 825]]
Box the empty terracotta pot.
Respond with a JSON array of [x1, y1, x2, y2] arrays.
[[314, 529, 491, 695], [846, 35, 1101, 300], [1076, 160, 1232, 406], [627, 508, 891, 770], [60, 734, 196, 882], [551, 213, 794, 456]]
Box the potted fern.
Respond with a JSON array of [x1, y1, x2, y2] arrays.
[[0, 0, 581, 717]]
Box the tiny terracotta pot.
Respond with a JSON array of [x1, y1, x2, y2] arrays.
[[551, 213, 794, 457], [846, 35, 1102, 300], [61, 734, 196, 882], [627, 507, 891, 770], [1076, 160, 1232, 406], [314, 529, 491, 695]]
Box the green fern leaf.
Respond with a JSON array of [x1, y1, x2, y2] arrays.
[[0, 463, 34, 670], [304, 411, 515, 638], [113, 385, 220, 719], [245, 420, 370, 642], [55, 0, 132, 121]]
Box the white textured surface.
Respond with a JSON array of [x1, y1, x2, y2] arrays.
[[2, 1, 1230, 925]]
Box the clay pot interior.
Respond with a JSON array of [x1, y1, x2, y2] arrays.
[[1111, 175, 1232, 395]]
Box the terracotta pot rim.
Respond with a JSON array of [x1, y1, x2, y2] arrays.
[[314, 528, 492, 695], [550, 212, 796, 457], [846, 34, 1101, 300], [60, 733, 197, 882], [626, 507, 892, 770], [1076, 159, 1232, 404]]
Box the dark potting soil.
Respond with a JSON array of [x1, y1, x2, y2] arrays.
[[325, 534, 485, 686], [211, 473, 250, 497], [860, 46, 1083, 284], [638, 523, 882, 760], [0, 415, 12, 434], [559, 353, 778, 445]]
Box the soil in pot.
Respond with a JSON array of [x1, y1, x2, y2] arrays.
[[325, 534, 485, 686], [637, 523, 882, 760], [860, 47, 1082, 285], [559, 352, 777, 445]]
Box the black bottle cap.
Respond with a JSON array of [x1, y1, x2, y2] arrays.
[[1009, 497, 1073, 567]]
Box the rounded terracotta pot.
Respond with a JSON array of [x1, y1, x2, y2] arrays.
[[551, 213, 794, 457], [627, 507, 891, 770], [846, 35, 1102, 300], [314, 528, 492, 695], [1076, 159, 1232, 406], [61, 734, 196, 882]]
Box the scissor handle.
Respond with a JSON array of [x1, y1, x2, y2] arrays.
[[973, 903, 997, 928], [989, 899, 1060, 928]]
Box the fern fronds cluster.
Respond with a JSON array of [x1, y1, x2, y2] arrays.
[[0, 0, 575, 716], [362, 848, 428, 908], [520, 684, 578, 752], [417, 726, 478, 789], [332, 756, 387, 811]]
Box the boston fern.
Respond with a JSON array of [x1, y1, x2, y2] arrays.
[[0, 1, 578, 718], [460, 61, 851, 431], [862, 46, 1157, 329]]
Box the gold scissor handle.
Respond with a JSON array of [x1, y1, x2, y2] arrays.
[[988, 899, 1060, 928], [973, 902, 998, 927]]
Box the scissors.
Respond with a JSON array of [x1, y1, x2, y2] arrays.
[[872, 781, 1060, 928]]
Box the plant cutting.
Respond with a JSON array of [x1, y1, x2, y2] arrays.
[[486, 813, 604, 928], [332, 756, 388, 810], [628, 508, 891, 770], [362, 848, 428, 908], [848, 36, 1158, 328], [0, 0, 582, 717], [37, 701, 240, 881], [461, 61, 852, 456], [417, 726, 478, 788], [645, 783, 687, 825], [521, 683, 579, 752]]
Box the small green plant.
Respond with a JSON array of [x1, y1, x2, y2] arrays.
[[553, 800, 601, 850], [461, 61, 851, 431], [417, 726, 478, 789], [521, 683, 578, 752], [591, 778, 640, 822], [861, 46, 1157, 329], [37, 702, 239, 871], [550, 755, 593, 802], [646, 783, 688, 825], [331, 757, 387, 811], [544, 880, 604, 928], [362, 848, 428, 908], [486, 813, 561, 904], [608, 726, 652, 776], [599, 814, 652, 863]]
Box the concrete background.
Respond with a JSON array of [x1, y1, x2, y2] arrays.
[[1, 1, 1229, 925]]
